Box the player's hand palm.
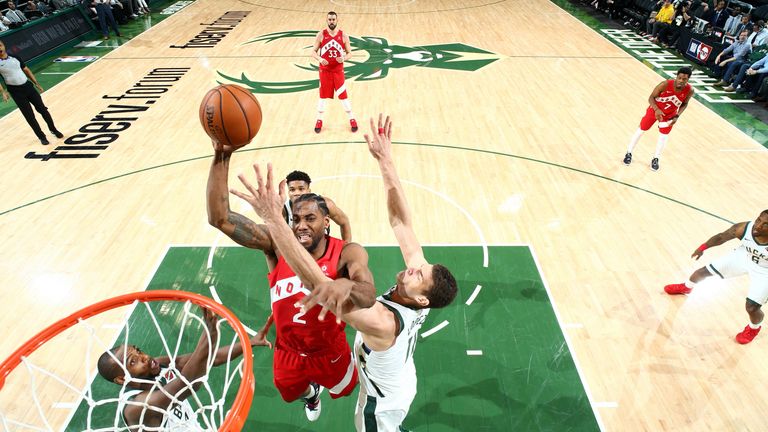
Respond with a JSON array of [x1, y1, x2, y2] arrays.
[[364, 113, 393, 160], [211, 139, 238, 154], [691, 249, 703, 260], [320, 58, 328, 66], [230, 163, 285, 222]]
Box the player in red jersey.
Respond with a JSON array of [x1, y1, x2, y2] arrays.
[[311, 11, 358, 133], [623, 66, 694, 171], [206, 141, 376, 422]]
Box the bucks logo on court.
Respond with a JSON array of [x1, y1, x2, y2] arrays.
[[218, 31, 499, 94]]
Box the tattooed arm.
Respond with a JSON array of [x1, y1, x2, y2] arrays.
[[207, 149, 277, 265]]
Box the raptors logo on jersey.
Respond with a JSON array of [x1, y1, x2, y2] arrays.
[[319, 29, 345, 71], [654, 79, 692, 116]]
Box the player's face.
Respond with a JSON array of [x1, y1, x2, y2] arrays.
[[327, 14, 337, 30], [395, 264, 434, 301], [287, 181, 311, 203], [115, 345, 161, 379], [292, 201, 329, 252], [674, 73, 689, 90], [753, 213, 768, 237]]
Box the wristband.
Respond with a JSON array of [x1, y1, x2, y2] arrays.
[[697, 243, 708, 252]]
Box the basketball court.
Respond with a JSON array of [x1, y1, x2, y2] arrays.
[[1, 0, 767, 430]]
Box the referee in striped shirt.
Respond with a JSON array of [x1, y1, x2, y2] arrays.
[[0, 40, 63, 145]]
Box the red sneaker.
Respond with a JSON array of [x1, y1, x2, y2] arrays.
[[736, 325, 761, 344], [350, 119, 358, 132], [664, 283, 692, 295], [314, 120, 322, 133]]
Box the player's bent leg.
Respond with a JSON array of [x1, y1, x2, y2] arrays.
[[736, 299, 763, 344], [273, 348, 312, 403]]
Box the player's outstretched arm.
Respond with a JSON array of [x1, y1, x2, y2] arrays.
[[648, 81, 667, 121], [364, 114, 427, 268], [691, 221, 747, 259], [325, 196, 353, 242], [206, 145, 276, 258], [231, 163, 375, 319], [125, 308, 220, 426]]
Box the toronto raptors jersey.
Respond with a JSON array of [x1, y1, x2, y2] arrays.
[[318, 29, 345, 71], [740, 221, 768, 269], [267, 236, 347, 354], [653, 80, 691, 116]]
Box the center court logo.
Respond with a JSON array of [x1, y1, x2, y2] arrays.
[[218, 31, 499, 94]]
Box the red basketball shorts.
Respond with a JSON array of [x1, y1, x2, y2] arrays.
[[639, 106, 676, 134], [319, 68, 348, 99], [273, 338, 358, 402]]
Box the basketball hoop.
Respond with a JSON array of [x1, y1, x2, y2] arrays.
[[0, 290, 254, 431]]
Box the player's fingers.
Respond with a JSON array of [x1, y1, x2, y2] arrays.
[[265, 162, 273, 193], [234, 173, 257, 197], [254, 163, 265, 193], [317, 304, 333, 321], [387, 119, 393, 140], [298, 292, 321, 312], [378, 113, 383, 130], [229, 188, 251, 202], [369, 117, 376, 136], [278, 179, 287, 202]]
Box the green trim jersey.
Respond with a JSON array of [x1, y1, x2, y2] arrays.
[[118, 367, 204, 431], [353, 287, 429, 413], [741, 221, 768, 270]]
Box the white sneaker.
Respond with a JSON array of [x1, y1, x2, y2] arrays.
[[304, 383, 323, 422]]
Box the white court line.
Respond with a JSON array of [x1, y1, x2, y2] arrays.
[[563, 323, 584, 329], [314, 174, 490, 268], [465, 284, 482, 305], [420, 320, 449, 338], [529, 247, 607, 432], [466, 350, 483, 356]]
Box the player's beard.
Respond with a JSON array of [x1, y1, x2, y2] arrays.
[[328, 23, 336, 30]]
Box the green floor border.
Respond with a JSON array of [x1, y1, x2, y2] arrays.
[[0, 0, 187, 119], [550, 0, 768, 144]]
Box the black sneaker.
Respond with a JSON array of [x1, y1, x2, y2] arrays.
[[51, 130, 64, 139], [623, 152, 632, 165], [40, 137, 49, 145], [650, 158, 659, 171], [303, 383, 323, 421]]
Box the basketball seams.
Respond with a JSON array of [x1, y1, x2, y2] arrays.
[[215, 88, 233, 147], [220, 85, 250, 145]]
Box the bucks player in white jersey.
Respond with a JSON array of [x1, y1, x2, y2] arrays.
[[665, 210, 768, 344], [97, 307, 271, 429], [230, 114, 459, 432]]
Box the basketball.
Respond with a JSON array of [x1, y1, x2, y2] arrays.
[[199, 84, 262, 149]]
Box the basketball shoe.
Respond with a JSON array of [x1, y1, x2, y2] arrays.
[[314, 120, 323, 133], [350, 119, 358, 132], [304, 382, 323, 421], [736, 325, 761, 344], [664, 283, 691, 295], [623, 152, 632, 165], [650, 158, 659, 171]]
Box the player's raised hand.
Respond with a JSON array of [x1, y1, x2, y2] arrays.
[[211, 138, 238, 154], [230, 162, 286, 223], [297, 280, 352, 324], [364, 113, 393, 160], [691, 247, 704, 260]]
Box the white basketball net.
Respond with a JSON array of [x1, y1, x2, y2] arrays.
[[0, 300, 247, 432]]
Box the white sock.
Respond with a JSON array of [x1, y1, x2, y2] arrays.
[[627, 128, 644, 153], [654, 133, 669, 158], [685, 280, 695, 289], [749, 321, 762, 329], [316, 99, 327, 121], [341, 99, 355, 119]]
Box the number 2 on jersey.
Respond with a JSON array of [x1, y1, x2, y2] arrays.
[[293, 304, 307, 324]]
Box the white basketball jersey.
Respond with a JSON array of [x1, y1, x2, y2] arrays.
[[119, 367, 204, 431], [283, 198, 293, 227], [741, 221, 768, 269], [353, 287, 429, 399]]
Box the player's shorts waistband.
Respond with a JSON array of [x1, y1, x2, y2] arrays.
[[275, 337, 348, 357]]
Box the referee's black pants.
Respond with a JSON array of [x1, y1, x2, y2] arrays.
[[7, 81, 58, 140]]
